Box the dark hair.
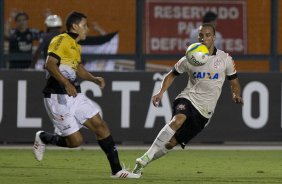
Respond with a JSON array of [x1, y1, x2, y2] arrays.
[[15, 12, 29, 22], [65, 11, 87, 32], [202, 11, 217, 23], [201, 23, 216, 35]]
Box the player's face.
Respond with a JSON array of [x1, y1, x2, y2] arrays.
[[198, 26, 215, 49], [76, 18, 89, 41]]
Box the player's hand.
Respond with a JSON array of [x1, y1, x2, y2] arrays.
[[232, 93, 243, 105], [152, 93, 163, 107], [64, 82, 77, 97], [94, 77, 105, 89]]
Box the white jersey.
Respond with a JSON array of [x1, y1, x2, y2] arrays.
[[174, 48, 236, 118]]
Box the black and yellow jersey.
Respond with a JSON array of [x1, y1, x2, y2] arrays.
[[43, 32, 82, 95], [48, 32, 82, 70]]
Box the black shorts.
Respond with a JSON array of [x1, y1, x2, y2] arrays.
[[173, 98, 209, 149]]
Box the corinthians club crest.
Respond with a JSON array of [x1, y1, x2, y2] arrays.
[[177, 104, 186, 111]]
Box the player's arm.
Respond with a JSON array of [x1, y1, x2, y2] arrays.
[[30, 37, 46, 68], [30, 44, 43, 68], [226, 56, 243, 105], [152, 70, 178, 106], [45, 55, 77, 97], [76, 63, 105, 89], [228, 76, 243, 105]]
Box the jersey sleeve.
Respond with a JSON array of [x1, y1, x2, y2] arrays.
[[48, 35, 68, 60], [174, 56, 188, 74], [225, 54, 237, 76]]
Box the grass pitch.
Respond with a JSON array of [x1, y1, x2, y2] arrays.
[[0, 148, 282, 184]]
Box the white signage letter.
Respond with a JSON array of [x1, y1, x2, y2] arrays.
[[242, 81, 268, 129], [145, 73, 172, 128], [17, 81, 42, 128], [112, 81, 140, 128]]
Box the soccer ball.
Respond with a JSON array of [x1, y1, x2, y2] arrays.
[[185, 43, 209, 66]]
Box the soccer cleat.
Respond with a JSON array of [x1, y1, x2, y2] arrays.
[[110, 169, 141, 179], [132, 154, 150, 175], [33, 131, 46, 161]]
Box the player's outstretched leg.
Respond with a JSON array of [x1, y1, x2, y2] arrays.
[[33, 131, 68, 161], [133, 124, 175, 176], [33, 131, 46, 161], [97, 135, 141, 179]]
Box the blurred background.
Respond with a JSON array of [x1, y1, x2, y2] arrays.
[[0, 0, 281, 72]]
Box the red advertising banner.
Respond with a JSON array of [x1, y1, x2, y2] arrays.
[[145, 0, 247, 54]]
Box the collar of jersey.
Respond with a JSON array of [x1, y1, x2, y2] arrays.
[[67, 32, 79, 39], [212, 47, 217, 56]]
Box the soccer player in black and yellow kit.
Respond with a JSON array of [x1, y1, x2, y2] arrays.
[[32, 11, 140, 179]]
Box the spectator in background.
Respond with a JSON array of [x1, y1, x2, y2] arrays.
[[189, 11, 222, 49], [81, 22, 119, 71], [4, 11, 40, 69], [30, 15, 63, 69]]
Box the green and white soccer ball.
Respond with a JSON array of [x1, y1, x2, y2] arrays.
[[185, 43, 209, 66]]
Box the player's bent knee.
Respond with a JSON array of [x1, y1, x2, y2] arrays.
[[66, 136, 84, 148], [170, 114, 186, 130], [68, 139, 83, 148], [86, 116, 109, 132], [93, 121, 110, 137]]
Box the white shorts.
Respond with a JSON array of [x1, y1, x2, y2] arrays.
[[44, 93, 100, 137]]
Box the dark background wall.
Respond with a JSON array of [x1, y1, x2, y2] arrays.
[[0, 71, 281, 144]]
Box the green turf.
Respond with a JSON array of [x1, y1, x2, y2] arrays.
[[0, 149, 282, 184]]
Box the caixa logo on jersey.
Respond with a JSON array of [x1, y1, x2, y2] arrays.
[[193, 72, 219, 79]]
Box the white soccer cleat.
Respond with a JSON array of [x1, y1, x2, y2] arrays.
[[132, 154, 150, 175], [111, 169, 141, 179], [33, 131, 46, 161]]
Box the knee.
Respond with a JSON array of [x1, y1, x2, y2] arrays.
[[67, 137, 83, 148], [95, 120, 109, 133], [95, 119, 107, 129], [91, 119, 110, 138], [84, 114, 111, 139], [170, 114, 187, 130]]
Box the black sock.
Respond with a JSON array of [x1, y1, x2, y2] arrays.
[[39, 132, 68, 147], [98, 135, 122, 175]]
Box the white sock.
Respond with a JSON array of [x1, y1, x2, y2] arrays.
[[152, 146, 169, 161], [145, 124, 175, 161]]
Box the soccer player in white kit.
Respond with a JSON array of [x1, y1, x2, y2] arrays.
[[132, 23, 244, 176]]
